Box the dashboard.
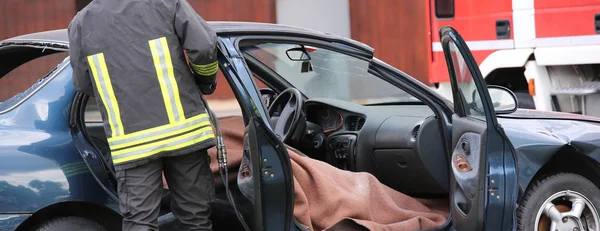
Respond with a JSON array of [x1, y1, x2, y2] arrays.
[[302, 98, 449, 197], [305, 103, 367, 135], [306, 105, 344, 134]]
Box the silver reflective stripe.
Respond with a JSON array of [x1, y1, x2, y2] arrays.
[[152, 38, 181, 122], [108, 115, 210, 147], [91, 54, 122, 137], [112, 128, 214, 161]]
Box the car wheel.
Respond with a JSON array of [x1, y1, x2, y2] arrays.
[[517, 173, 600, 231], [514, 91, 535, 109], [35, 217, 107, 231]]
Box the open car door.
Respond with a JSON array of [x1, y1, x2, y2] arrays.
[[440, 26, 518, 230], [217, 37, 296, 231]]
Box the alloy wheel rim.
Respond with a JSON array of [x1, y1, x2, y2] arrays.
[[535, 190, 599, 231]]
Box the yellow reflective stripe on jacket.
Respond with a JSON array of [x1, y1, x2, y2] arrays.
[[87, 53, 124, 137], [189, 60, 218, 76], [149, 37, 185, 123], [107, 113, 209, 142], [109, 119, 210, 150], [112, 127, 215, 164]]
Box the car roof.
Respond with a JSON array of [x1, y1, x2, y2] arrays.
[[3, 29, 69, 44], [0, 21, 373, 54]]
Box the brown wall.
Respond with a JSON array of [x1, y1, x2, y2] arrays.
[[0, 0, 275, 101], [349, 0, 430, 85], [188, 0, 275, 100], [1, 1, 75, 40], [189, 0, 276, 23], [0, 1, 76, 101]]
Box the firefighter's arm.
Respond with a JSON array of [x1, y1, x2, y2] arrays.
[[68, 17, 94, 96], [173, 0, 218, 86]]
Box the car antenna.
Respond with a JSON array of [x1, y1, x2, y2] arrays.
[[202, 96, 251, 231]]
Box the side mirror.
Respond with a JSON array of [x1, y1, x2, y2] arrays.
[[488, 85, 518, 114], [471, 85, 518, 114]]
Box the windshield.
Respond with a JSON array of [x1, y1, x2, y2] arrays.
[[240, 42, 419, 105]]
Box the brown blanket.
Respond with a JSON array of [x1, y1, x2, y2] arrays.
[[166, 116, 449, 231]]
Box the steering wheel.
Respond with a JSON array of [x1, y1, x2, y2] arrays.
[[267, 88, 306, 145], [259, 88, 277, 108]]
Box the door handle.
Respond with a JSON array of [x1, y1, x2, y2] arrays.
[[453, 153, 472, 172], [496, 19, 511, 39]]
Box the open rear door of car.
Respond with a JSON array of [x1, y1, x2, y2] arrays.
[[439, 26, 518, 231]]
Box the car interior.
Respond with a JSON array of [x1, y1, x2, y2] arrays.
[[77, 40, 452, 229], [238, 41, 450, 197]]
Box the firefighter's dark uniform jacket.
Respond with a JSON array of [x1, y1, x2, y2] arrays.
[[68, 0, 217, 170]]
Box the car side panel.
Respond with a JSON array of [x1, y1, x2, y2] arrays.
[[0, 215, 29, 230], [0, 66, 116, 214], [499, 117, 600, 196]]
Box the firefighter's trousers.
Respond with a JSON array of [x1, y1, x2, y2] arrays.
[[116, 150, 215, 231]]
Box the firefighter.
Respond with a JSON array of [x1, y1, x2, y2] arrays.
[[68, 0, 218, 230]]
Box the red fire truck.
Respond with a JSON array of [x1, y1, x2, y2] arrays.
[[427, 0, 600, 116]]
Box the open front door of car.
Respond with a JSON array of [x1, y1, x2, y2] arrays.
[[218, 37, 296, 231], [439, 26, 518, 231]]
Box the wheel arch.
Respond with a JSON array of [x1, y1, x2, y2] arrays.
[[520, 146, 600, 203], [484, 67, 529, 92], [479, 48, 533, 79], [15, 201, 121, 231]]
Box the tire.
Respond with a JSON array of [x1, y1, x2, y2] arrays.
[[35, 217, 107, 231], [514, 91, 535, 109], [517, 173, 600, 231]]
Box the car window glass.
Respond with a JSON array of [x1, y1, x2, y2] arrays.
[[240, 43, 418, 105], [447, 41, 486, 120], [85, 96, 103, 123], [0, 52, 69, 112]]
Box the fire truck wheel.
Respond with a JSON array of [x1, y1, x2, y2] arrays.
[[514, 92, 535, 109]]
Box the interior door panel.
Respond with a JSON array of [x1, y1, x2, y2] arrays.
[[450, 115, 487, 230]]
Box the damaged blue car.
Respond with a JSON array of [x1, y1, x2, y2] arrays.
[[1, 23, 600, 231]]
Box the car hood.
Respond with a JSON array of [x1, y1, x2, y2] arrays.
[[498, 109, 600, 148], [497, 110, 600, 195], [499, 109, 600, 123]]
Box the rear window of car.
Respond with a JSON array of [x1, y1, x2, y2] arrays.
[[0, 52, 68, 112], [0, 45, 68, 113]]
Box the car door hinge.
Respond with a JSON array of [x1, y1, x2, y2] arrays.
[[488, 175, 501, 199]]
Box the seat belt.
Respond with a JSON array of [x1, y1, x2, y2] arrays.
[[201, 96, 251, 231]]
